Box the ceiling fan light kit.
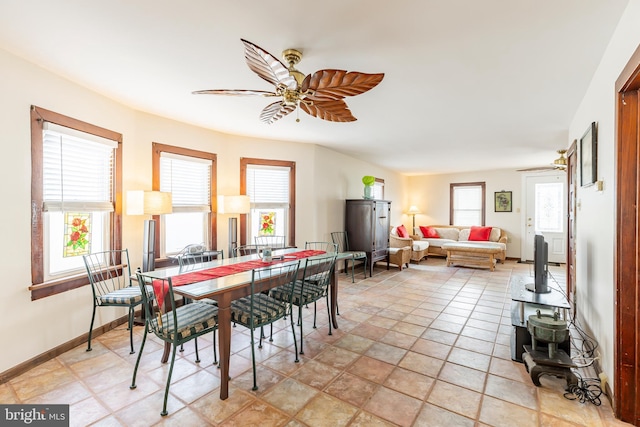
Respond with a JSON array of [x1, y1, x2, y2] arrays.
[[193, 39, 384, 124]]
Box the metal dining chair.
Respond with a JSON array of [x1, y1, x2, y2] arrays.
[[83, 249, 145, 354], [230, 261, 302, 390], [269, 254, 337, 356], [233, 244, 261, 257], [304, 241, 338, 253], [331, 231, 368, 282], [255, 235, 286, 249], [131, 273, 219, 416]]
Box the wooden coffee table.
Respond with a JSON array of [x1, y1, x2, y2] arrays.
[[441, 241, 503, 271]]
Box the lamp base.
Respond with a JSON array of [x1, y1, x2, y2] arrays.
[[142, 219, 156, 272], [229, 217, 238, 257]]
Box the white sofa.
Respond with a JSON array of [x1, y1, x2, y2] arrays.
[[412, 225, 508, 263]]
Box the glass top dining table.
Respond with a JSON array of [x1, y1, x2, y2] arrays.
[[137, 248, 352, 400]]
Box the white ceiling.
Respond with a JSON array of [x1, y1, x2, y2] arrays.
[[0, 0, 629, 175]]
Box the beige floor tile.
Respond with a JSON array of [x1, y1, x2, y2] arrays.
[[427, 380, 482, 419], [438, 362, 487, 392], [384, 366, 434, 400], [261, 378, 318, 416], [478, 395, 538, 427], [413, 402, 475, 427], [295, 393, 358, 427], [324, 372, 378, 407], [221, 400, 290, 427], [364, 386, 422, 427]]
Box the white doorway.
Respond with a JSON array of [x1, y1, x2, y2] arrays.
[[521, 172, 567, 263]]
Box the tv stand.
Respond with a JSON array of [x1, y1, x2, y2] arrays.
[[510, 275, 570, 362], [524, 282, 550, 293]]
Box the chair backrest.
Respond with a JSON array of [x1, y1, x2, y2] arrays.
[[255, 235, 286, 249], [244, 261, 301, 327], [83, 249, 132, 303], [299, 254, 337, 295], [234, 244, 260, 257], [331, 231, 349, 252], [176, 244, 222, 270], [135, 273, 178, 338], [305, 241, 338, 253]]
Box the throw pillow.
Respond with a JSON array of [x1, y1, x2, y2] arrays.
[[396, 224, 409, 238], [419, 225, 439, 238], [469, 226, 492, 241]]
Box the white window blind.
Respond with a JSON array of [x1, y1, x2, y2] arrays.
[[246, 165, 290, 204], [160, 152, 211, 213], [452, 185, 483, 226], [42, 124, 116, 212]]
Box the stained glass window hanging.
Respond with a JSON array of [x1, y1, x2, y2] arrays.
[[258, 211, 276, 236], [63, 213, 91, 257]]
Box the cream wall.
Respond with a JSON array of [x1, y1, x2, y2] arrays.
[[407, 168, 525, 259], [568, 0, 640, 392], [0, 47, 404, 374]]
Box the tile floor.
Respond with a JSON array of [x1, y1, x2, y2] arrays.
[[0, 258, 633, 426]]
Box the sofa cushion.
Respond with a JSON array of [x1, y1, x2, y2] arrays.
[[423, 238, 457, 248], [489, 227, 501, 242], [434, 228, 460, 241], [419, 225, 439, 238], [412, 240, 429, 251], [397, 224, 409, 238], [469, 226, 492, 241]]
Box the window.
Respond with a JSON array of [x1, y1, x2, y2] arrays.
[[30, 106, 122, 300], [373, 178, 385, 200], [240, 158, 295, 247], [152, 143, 217, 258], [535, 182, 564, 233], [450, 182, 486, 226]]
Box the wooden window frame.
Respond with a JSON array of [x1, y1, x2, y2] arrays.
[[240, 158, 296, 248], [449, 182, 486, 226], [29, 106, 123, 300], [151, 143, 217, 268]]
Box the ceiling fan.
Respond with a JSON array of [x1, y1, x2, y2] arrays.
[[193, 39, 384, 124], [517, 149, 568, 172]]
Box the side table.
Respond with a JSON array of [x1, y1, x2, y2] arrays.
[[510, 275, 571, 362]]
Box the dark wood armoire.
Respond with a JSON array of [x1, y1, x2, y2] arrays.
[[345, 199, 391, 276]]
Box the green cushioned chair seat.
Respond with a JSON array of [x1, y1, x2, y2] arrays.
[[151, 302, 218, 341], [230, 293, 288, 327], [100, 286, 144, 305], [270, 281, 325, 306]]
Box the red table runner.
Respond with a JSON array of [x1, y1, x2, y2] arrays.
[[153, 249, 325, 308]]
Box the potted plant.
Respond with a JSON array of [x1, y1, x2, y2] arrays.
[[362, 175, 375, 199]]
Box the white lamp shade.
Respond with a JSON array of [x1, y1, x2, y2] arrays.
[[144, 191, 173, 215], [406, 205, 421, 215], [218, 195, 250, 214], [126, 190, 173, 215]]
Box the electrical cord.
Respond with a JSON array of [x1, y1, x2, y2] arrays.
[[563, 371, 603, 406]]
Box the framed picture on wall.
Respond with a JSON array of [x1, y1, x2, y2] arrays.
[[494, 191, 512, 212], [580, 122, 597, 187]]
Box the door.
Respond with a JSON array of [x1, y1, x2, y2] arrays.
[[522, 172, 567, 263]]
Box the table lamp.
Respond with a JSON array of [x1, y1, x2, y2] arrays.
[[218, 195, 250, 257], [127, 190, 173, 271], [406, 205, 421, 229]]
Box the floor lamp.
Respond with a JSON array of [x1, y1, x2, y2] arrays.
[[406, 205, 421, 230], [218, 195, 250, 257], [127, 191, 173, 272]]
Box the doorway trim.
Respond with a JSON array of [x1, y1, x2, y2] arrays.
[[614, 42, 640, 425]]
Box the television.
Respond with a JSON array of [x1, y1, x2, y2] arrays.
[[526, 234, 550, 293]]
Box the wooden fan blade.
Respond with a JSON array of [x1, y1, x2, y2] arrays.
[[241, 39, 297, 90], [300, 99, 356, 122], [192, 89, 278, 97], [301, 70, 384, 101], [260, 101, 296, 124]]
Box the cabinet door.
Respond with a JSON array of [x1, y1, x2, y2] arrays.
[[373, 201, 390, 251], [346, 201, 373, 251]]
